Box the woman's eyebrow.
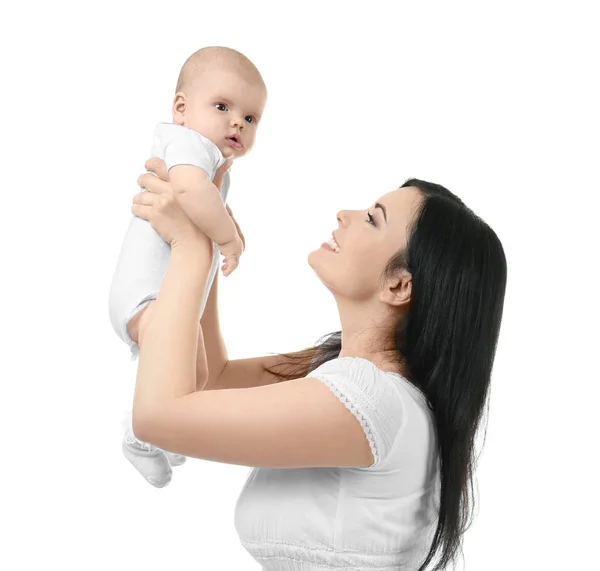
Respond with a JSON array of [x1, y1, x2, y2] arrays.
[[375, 202, 387, 223]]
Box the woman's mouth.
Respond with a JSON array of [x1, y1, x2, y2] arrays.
[[322, 236, 340, 253]]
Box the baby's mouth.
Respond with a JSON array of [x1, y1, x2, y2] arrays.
[[226, 135, 243, 149]]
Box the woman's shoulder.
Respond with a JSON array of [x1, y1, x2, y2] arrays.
[[310, 356, 428, 407], [307, 356, 432, 469], [310, 355, 396, 387]]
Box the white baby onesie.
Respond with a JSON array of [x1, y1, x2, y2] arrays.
[[108, 123, 230, 360]]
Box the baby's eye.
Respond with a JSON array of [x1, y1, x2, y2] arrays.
[[215, 103, 228, 111], [245, 115, 255, 124], [367, 212, 376, 226]]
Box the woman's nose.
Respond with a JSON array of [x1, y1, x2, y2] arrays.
[[337, 210, 349, 227]]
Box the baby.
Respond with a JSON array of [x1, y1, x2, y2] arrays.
[[108, 46, 267, 487]]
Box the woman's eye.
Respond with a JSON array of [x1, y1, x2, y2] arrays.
[[215, 103, 228, 111], [245, 115, 255, 124], [367, 212, 376, 226]]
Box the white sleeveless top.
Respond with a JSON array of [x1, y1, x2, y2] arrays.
[[234, 357, 441, 571]]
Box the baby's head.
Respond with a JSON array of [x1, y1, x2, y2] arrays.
[[172, 46, 267, 160]]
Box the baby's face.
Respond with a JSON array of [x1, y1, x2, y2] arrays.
[[176, 68, 266, 160]]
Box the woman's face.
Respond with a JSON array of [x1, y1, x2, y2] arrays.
[[308, 186, 422, 301]]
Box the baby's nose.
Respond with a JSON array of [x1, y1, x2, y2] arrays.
[[231, 115, 244, 127]]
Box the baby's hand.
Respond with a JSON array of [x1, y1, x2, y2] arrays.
[[219, 234, 244, 277]]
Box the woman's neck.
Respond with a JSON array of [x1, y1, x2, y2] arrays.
[[337, 302, 406, 375], [338, 342, 406, 377]]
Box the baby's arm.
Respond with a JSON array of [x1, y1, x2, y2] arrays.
[[169, 165, 238, 246]]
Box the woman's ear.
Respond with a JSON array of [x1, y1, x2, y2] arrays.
[[380, 269, 411, 308]]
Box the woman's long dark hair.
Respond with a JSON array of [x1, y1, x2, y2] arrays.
[[263, 179, 507, 571]]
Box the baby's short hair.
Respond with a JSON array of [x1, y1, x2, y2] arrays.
[[175, 46, 265, 95]]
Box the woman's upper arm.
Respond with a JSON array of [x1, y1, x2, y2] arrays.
[[137, 359, 399, 469], [138, 376, 375, 469]]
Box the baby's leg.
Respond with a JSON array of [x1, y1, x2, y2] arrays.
[[108, 215, 171, 360], [126, 301, 154, 347]]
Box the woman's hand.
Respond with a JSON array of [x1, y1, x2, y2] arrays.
[[132, 175, 198, 248], [133, 157, 234, 249]]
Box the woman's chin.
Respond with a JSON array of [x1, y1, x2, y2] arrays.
[[308, 248, 334, 283], [307, 248, 324, 269]]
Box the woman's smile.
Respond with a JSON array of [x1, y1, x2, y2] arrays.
[[322, 234, 340, 253], [324, 235, 340, 254], [321, 242, 338, 252]]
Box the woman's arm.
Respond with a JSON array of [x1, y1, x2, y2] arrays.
[[198, 270, 228, 388], [133, 244, 373, 469], [130, 183, 374, 470], [133, 157, 298, 392], [133, 237, 212, 415]]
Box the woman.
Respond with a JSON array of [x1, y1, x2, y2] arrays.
[[129, 158, 507, 571]]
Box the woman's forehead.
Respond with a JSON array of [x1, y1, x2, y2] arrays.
[[376, 186, 422, 220]]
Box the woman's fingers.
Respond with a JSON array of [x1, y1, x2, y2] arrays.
[[133, 190, 173, 210], [132, 190, 157, 205], [144, 158, 169, 181], [131, 190, 192, 246], [132, 192, 171, 217], [136, 172, 171, 194], [131, 202, 152, 220]]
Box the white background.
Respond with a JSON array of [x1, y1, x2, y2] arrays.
[[1, 1, 598, 569]]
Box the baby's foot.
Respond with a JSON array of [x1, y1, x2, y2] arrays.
[[121, 412, 172, 488], [122, 439, 173, 488], [164, 451, 186, 467]]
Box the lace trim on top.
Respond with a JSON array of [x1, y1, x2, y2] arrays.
[[310, 372, 379, 467]]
